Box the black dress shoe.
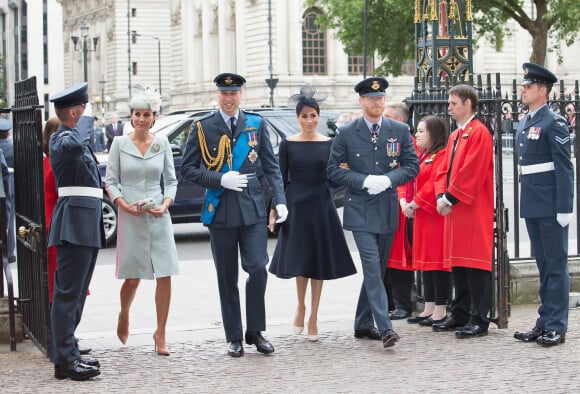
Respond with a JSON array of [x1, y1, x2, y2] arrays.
[[407, 315, 431, 324], [432, 316, 468, 332], [536, 330, 566, 347], [389, 309, 411, 320], [54, 360, 100, 381], [75, 337, 92, 355], [382, 329, 400, 348], [228, 340, 244, 357], [354, 326, 381, 340], [245, 332, 275, 354], [79, 356, 100, 368], [514, 327, 544, 342], [455, 323, 488, 338]]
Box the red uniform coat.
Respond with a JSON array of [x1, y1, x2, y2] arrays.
[[387, 136, 418, 271], [43, 155, 58, 302], [413, 150, 450, 272], [435, 119, 494, 271]]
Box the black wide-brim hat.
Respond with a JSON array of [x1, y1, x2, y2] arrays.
[[522, 62, 558, 86], [50, 82, 89, 109], [214, 73, 246, 91]]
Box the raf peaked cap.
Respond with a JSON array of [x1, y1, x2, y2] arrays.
[[355, 77, 389, 97], [0, 118, 12, 132], [214, 73, 246, 91], [522, 63, 558, 86], [50, 82, 89, 109]]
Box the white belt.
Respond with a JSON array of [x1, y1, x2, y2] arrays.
[[519, 162, 555, 175], [58, 186, 103, 199]]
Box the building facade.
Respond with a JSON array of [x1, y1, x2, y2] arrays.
[[1, 0, 579, 121]]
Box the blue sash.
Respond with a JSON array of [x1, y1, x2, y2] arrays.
[[201, 114, 261, 225]]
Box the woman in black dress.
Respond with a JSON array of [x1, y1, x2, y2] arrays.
[[269, 86, 356, 341]]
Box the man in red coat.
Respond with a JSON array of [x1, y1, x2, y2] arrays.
[[432, 85, 494, 338]]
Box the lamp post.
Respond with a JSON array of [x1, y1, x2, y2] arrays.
[[132, 32, 162, 113], [71, 21, 99, 82], [99, 77, 107, 117]]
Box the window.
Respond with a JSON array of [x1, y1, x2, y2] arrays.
[[132, 8, 136, 17], [302, 9, 326, 75], [348, 55, 373, 76], [132, 62, 137, 76]]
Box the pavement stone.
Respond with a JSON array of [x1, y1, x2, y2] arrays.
[[1, 257, 580, 393]]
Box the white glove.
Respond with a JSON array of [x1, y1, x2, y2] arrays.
[[275, 204, 288, 223], [363, 175, 392, 195], [84, 101, 93, 117], [556, 213, 573, 227], [220, 171, 248, 191]]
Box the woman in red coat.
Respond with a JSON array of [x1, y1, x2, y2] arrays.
[[43, 117, 61, 302], [402, 116, 451, 325]]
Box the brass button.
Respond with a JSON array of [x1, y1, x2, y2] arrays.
[[375, 161, 379, 165], [519, 156, 523, 160], [519, 143, 523, 147]]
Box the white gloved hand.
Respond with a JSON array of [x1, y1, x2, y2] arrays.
[[275, 204, 288, 223], [556, 213, 573, 227], [220, 171, 248, 191], [363, 175, 392, 195], [84, 101, 93, 117]]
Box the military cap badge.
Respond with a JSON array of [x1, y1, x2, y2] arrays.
[[371, 81, 380, 91]]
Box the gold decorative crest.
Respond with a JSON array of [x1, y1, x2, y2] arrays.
[[524, 67, 529, 75], [225, 76, 233, 85], [371, 81, 380, 90]]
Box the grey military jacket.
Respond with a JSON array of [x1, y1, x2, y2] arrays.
[[328, 116, 419, 234]]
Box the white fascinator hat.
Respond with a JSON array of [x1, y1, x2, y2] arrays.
[[129, 85, 162, 113]]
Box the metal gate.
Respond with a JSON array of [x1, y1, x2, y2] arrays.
[[406, 73, 580, 329], [12, 77, 50, 354]]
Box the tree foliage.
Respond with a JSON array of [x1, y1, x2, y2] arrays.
[[306, 0, 580, 73]]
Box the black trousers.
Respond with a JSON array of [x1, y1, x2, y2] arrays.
[[449, 267, 492, 328], [422, 270, 452, 305], [385, 268, 414, 312]]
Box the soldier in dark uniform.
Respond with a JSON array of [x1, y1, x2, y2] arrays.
[[0, 118, 15, 263], [513, 63, 574, 347], [181, 73, 287, 357], [48, 82, 105, 380], [327, 77, 419, 348]]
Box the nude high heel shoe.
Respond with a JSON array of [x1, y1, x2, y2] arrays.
[[307, 317, 319, 342], [153, 330, 170, 356], [117, 312, 129, 345]]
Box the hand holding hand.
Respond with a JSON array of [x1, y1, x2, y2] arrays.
[[220, 171, 248, 191], [437, 198, 452, 216], [402, 201, 416, 218], [275, 204, 288, 223], [363, 175, 391, 195]]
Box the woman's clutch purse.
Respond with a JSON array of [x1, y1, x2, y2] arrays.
[[136, 197, 156, 211]]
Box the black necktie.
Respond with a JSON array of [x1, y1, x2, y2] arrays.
[[371, 123, 379, 143], [230, 117, 236, 134]]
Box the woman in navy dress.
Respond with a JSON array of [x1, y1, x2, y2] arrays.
[[269, 86, 356, 341]]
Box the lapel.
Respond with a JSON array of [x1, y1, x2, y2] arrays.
[[377, 116, 392, 145], [355, 117, 374, 145], [526, 105, 549, 130], [213, 110, 231, 138], [233, 110, 246, 143]]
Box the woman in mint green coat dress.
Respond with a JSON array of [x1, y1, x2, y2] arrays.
[[105, 87, 178, 355]]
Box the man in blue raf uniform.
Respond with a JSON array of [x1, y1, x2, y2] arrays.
[[0, 118, 15, 263], [514, 63, 574, 347], [48, 82, 105, 380], [327, 77, 419, 348], [181, 73, 287, 357]]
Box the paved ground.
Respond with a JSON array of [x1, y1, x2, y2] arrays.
[[1, 256, 579, 393]]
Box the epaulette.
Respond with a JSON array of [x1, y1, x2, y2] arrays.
[[57, 130, 73, 137], [241, 109, 263, 117], [195, 111, 216, 123]]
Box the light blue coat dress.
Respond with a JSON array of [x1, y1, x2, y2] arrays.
[[105, 133, 179, 279]]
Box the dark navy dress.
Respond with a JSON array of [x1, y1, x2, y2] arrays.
[[269, 139, 356, 280]]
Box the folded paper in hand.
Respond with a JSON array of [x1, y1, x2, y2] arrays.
[[136, 197, 155, 211]]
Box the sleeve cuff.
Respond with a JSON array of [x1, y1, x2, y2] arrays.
[[444, 191, 459, 206]]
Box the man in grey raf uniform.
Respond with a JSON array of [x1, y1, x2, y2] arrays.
[[181, 73, 287, 357], [328, 77, 419, 348], [48, 82, 105, 380], [513, 63, 574, 347], [0, 118, 15, 263]]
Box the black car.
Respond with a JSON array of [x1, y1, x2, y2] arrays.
[[98, 108, 345, 245]]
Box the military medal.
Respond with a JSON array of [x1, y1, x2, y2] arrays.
[[389, 159, 398, 168], [208, 203, 214, 212], [386, 137, 400, 157], [247, 130, 258, 163], [528, 127, 541, 140]]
